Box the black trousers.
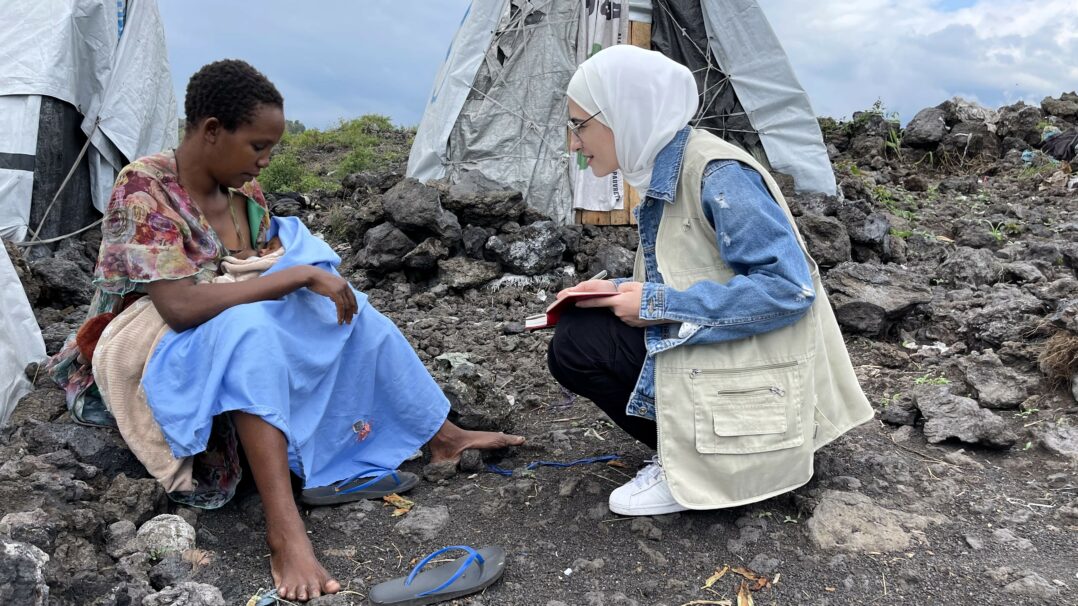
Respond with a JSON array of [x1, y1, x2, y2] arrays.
[[546, 307, 656, 449]]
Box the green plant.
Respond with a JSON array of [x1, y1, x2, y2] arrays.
[[914, 373, 950, 385], [885, 127, 904, 161], [1014, 408, 1039, 419], [259, 152, 307, 192], [984, 220, 1006, 242], [889, 228, 913, 239]]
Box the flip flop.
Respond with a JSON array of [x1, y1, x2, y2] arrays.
[[300, 468, 419, 506], [368, 545, 506, 606]]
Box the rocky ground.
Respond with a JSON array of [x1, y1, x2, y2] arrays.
[[3, 92, 1078, 606]]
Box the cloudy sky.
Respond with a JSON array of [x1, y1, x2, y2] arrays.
[[159, 0, 1077, 129]]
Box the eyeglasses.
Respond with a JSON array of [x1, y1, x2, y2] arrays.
[[567, 110, 602, 139]]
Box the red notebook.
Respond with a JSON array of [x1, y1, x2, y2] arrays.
[[525, 291, 619, 331]]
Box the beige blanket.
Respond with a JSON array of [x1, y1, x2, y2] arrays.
[[92, 248, 284, 493]]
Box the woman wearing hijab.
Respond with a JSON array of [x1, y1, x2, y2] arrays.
[[547, 46, 872, 516]]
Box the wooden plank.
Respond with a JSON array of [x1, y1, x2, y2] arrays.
[[629, 21, 651, 49], [625, 185, 640, 225]]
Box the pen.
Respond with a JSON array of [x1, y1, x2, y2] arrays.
[[587, 270, 608, 281]]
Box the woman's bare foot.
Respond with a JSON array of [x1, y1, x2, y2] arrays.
[[428, 420, 525, 465], [267, 523, 340, 602]]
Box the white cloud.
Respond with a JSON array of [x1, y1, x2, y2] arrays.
[[159, 1, 1075, 129], [758, 0, 1078, 122]]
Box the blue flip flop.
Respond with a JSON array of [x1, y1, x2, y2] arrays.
[[300, 468, 419, 506], [368, 545, 507, 606]]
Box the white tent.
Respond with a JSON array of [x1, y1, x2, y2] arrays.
[[408, 0, 835, 223], [0, 0, 177, 423], [0, 0, 177, 243]]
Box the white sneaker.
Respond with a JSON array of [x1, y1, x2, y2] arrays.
[[608, 456, 689, 516]]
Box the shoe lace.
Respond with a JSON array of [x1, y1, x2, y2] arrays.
[[630, 455, 664, 488]]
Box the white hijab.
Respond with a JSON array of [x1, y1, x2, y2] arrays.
[[566, 45, 698, 191]]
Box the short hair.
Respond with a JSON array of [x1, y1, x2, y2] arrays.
[[184, 59, 283, 131]]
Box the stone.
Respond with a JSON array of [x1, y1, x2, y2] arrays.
[[992, 528, 1034, 550], [101, 474, 167, 525], [143, 582, 226, 606], [911, 385, 1017, 448], [747, 554, 781, 575], [437, 257, 501, 290], [824, 262, 932, 336], [1002, 261, 1046, 284], [10, 387, 66, 427], [94, 580, 154, 606], [806, 490, 941, 552], [838, 207, 891, 247], [26, 421, 108, 466], [439, 171, 527, 229], [939, 122, 1001, 160], [342, 171, 402, 197], [0, 539, 49, 605], [393, 505, 449, 542], [902, 107, 948, 149], [0, 509, 58, 552], [136, 515, 196, 558], [1002, 572, 1060, 600], [149, 553, 193, 590], [382, 178, 462, 242], [958, 350, 1032, 409], [997, 101, 1045, 146], [106, 520, 139, 559], [1041, 91, 1078, 121], [269, 196, 303, 217], [29, 256, 93, 307], [879, 393, 919, 426], [39, 321, 78, 355], [402, 237, 449, 272], [586, 245, 635, 280], [936, 97, 999, 130], [1038, 426, 1078, 462], [485, 221, 566, 276], [357, 223, 417, 273], [630, 517, 663, 542], [937, 247, 1004, 287], [462, 225, 493, 259], [439, 362, 517, 432], [796, 214, 852, 268]]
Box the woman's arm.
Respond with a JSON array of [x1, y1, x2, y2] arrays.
[[147, 265, 358, 332]]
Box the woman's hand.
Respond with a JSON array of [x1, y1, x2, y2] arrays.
[[556, 278, 618, 300], [303, 267, 358, 325], [575, 281, 668, 327]]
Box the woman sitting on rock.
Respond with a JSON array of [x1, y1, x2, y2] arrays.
[[46, 59, 523, 602], [547, 46, 872, 517]]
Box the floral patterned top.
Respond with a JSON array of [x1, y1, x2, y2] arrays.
[[45, 149, 271, 508]]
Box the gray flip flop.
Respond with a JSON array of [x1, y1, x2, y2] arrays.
[[368, 546, 506, 606], [300, 469, 418, 506]]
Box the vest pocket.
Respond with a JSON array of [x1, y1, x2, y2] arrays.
[[690, 362, 805, 454]]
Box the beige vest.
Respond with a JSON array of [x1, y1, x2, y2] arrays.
[[633, 129, 873, 509]]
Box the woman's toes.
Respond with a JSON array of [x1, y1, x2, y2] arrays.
[[325, 578, 341, 593]]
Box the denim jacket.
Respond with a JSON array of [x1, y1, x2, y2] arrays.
[[617, 127, 815, 419]]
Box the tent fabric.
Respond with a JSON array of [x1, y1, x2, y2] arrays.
[[0, 95, 41, 240], [650, 0, 768, 168], [409, 0, 580, 223], [409, 0, 838, 221], [699, 0, 836, 195], [0, 238, 46, 426], [0, 0, 177, 218], [408, 0, 510, 182], [443, 0, 581, 223]]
